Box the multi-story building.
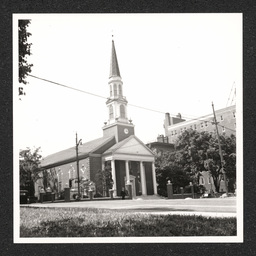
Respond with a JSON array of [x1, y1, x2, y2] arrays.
[[164, 105, 236, 144]]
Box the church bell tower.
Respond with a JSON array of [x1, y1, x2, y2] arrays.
[[102, 39, 135, 142]]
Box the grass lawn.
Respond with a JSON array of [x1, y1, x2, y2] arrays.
[[20, 207, 236, 237]]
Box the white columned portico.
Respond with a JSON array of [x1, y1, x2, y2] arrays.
[[111, 159, 117, 196], [152, 162, 157, 195], [140, 161, 147, 195], [125, 160, 130, 184]]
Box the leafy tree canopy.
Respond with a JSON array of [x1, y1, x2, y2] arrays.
[[19, 147, 42, 195], [19, 19, 33, 96], [155, 129, 236, 194]]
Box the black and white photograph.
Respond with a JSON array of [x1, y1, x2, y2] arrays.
[[14, 13, 243, 243]]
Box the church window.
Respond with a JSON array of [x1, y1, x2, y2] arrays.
[[109, 105, 114, 119], [119, 84, 122, 96], [114, 84, 117, 96], [120, 105, 125, 118]]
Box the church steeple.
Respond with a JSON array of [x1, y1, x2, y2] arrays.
[[106, 39, 128, 122], [109, 40, 121, 78], [103, 38, 135, 142]]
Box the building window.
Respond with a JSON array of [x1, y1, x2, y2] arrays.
[[119, 84, 122, 96], [222, 126, 225, 133], [69, 165, 75, 179], [234, 123, 236, 128], [120, 105, 125, 118], [200, 177, 205, 185], [208, 177, 211, 184], [109, 105, 114, 119], [205, 121, 208, 127], [171, 131, 173, 136], [194, 124, 197, 130], [190, 125, 193, 130], [175, 130, 177, 135], [233, 111, 236, 118], [201, 123, 204, 128], [220, 115, 224, 121], [114, 84, 117, 96]]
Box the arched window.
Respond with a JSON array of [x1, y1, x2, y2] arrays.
[[119, 84, 122, 96], [109, 105, 114, 119], [114, 84, 117, 96], [120, 105, 125, 118]]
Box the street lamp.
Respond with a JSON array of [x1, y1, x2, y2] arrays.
[[76, 132, 82, 199]]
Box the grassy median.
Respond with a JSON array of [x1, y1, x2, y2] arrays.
[[20, 207, 236, 237]]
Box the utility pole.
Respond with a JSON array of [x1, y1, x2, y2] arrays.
[[76, 132, 82, 199], [211, 102, 228, 195]]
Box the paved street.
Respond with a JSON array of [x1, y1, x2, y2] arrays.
[[23, 197, 237, 218]]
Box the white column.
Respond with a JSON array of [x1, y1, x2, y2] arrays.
[[152, 162, 157, 195], [140, 161, 147, 195], [125, 160, 130, 184], [111, 160, 117, 196]]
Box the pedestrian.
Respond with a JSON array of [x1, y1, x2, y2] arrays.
[[121, 187, 126, 200]]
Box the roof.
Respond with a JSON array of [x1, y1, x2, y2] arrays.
[[40, 136, 115, 169], [109, 40, 121, 78]]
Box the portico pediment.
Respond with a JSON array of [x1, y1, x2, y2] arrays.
[[103, 135, 154, 158]]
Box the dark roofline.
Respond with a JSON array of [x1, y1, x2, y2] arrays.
[[40, 153, 89, 170]]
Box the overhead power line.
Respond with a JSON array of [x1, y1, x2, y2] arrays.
[[27, 74, 236, 133]]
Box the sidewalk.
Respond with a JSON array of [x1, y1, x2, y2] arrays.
[[21, 197, 236, 218]]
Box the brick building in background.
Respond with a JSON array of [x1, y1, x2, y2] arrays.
[[148, 105, 236, 193]]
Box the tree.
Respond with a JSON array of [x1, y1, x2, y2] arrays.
[[19, 19, 33, 96], [41, 168, 58, 192], [94, 162, 113, 197], [19, 147, 42, 196], [156, 162, 191, 197], [175, 129, 236, 193], [154, 129, 236, 195]]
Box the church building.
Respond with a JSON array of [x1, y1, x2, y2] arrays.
[[38, 39, 157, 198]]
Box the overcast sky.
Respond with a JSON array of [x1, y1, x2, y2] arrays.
[[14, 14, 242, 157]]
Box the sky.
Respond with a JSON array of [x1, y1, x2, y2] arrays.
[[14, 14, 242, 157]]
